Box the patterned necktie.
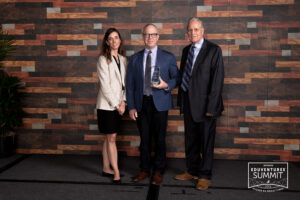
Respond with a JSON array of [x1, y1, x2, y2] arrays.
[[181, 45, 195, 92], [144, 50, 152, 95]]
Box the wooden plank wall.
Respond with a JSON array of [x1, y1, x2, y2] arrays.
[[0, 0, 299, 161]]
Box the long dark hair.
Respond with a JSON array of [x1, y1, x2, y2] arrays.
[[100, 28, 125, 63]]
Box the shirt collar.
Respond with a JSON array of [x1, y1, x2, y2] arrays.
[[193, 38, 204, 49], [145, 45, 158, 54]]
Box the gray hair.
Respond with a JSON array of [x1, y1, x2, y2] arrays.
[[187, 17, 204, 30]]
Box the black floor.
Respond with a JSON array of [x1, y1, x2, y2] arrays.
[[0, 154, 299, 200]]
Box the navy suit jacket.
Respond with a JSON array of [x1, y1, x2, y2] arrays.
[[126, 47, 179, 112]]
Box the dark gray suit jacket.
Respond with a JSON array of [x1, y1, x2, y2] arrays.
[[178, 39, 224, 122]]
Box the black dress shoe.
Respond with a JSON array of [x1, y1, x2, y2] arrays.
[[102, 171, 114, 178], [112, 179, 121, 184], [102, 171, 125, 177]]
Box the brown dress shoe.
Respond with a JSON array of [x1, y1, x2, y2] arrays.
[[174, 172, 198, 181], [152, 172, 163, 185], [196, 178, 211, 190], [132, 172, 150, 182]]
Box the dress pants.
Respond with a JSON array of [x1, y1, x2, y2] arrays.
[[183, 91, 216, 179], [136, 95, 168, 174]]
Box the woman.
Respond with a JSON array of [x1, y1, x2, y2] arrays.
[[96, 28, 126, 183]]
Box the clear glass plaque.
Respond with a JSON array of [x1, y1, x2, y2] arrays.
[[152, 65, 160, 85]]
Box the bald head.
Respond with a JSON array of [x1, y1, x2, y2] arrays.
[[142, 23, 159, 50], [143, 23, 158, 34]]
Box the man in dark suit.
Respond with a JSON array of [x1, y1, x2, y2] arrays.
[[126, 24, 179, 185], [174, 17, 224, 190]]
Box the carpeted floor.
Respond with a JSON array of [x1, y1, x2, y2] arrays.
[[0, 154, 299, 200]]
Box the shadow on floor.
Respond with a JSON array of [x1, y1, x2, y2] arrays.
[[0, 154, 299, 200]]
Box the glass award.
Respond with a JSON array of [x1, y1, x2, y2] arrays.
[[151, 65, 160, 85]]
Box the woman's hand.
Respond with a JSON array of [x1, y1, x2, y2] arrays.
[[116, 101, 126, 115]]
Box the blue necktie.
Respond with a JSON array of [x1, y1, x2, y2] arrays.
[[181, 45, 195, 92]]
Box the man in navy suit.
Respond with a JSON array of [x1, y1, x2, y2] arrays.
[[126, 24, 179, 185], [174, 17, 224, 190]]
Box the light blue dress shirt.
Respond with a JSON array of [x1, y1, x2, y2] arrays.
[[143, 46, 158, 95], [143, 45, 158, 78], [191, 38, 204, 70]]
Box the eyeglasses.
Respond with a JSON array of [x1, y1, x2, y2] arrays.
[[143, 33, 159, 38]]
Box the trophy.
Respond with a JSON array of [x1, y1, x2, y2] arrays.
[[151, 65, 160, 85]]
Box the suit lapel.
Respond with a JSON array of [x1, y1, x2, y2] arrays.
[[191, 39, 207, 75], [111, 55, 122, 85], [156, 48, 163, 70], [181, 45, 190, 73], [119, 55, 125, 86], [136, 50, 145, 84]]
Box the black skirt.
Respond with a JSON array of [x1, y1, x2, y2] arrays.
[[97, 109, 121, 134]]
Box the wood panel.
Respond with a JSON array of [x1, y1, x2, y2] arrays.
[[0, 0, 299, 161]]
